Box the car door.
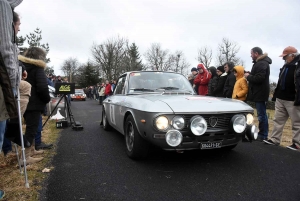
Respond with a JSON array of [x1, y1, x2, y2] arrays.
[[107, 75, 127, 132]]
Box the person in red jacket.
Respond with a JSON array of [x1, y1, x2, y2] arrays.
[[194, 63, 211, 95], [104, 80, 112, 98]]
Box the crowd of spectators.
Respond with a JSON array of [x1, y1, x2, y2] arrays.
[[188, 46, 300, 151]]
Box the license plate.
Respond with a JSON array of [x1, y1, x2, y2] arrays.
[[200, 142, 222, 149]]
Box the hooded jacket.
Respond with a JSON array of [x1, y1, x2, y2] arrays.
[[273, 54, 300, 105], [194, 64, 211, 95], [232, 66, 248, 101], [19, 55, 50, 111], [246, 53, 271, 102], [0, 0, 22, 119]]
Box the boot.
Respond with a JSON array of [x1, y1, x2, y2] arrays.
[[30, 142, 44, 156], [19, 147, 43, 166]]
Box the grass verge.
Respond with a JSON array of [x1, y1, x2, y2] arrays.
[[0, 117, 60, 201]]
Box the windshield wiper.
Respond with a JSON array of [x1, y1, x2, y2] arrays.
[[130, 88, 155, 92], [157, 87, 180, 90]]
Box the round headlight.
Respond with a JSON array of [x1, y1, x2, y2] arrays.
[[190, 116, 207, 136], [155, 116, 169, 131], [246, 114, 254, 125], [165, 130, 183, 147], [233, 115, 246, 133], [172, 116, 185, 130]]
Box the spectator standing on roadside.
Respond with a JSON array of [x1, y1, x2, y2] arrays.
[[264, 46, 300, 151], [111, 80, 116, 92], [194, 63, 211, 95], [223, 62, 236, 98], [190, 67, 199, 94], [232, 66, 248, 101], [19, 47, 50, 165], [213, 66, 227, 97], [0, 0, 23, 198], [105, 80, 112, 98], [244, 47, 271, 141], [207, 66, 217, 96], [98, 82, 105, 105]]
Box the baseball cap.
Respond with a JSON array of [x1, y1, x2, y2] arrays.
[[191, 67, 198, 72], [279, 46, 298, 57]]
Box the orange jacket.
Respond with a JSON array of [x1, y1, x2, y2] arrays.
[[232, 66, 248, 101]]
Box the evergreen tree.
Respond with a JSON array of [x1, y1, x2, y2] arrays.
[[77, 62, 101, 87], [44, 66, 55, 76], [26, 28, 50, 63], [125, 43, 144, 71]]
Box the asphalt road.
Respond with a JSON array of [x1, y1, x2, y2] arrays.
[[40, 99, 300, 201]]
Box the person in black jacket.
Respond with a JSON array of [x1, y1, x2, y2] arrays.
[[264, 47, 300, 151], [213, 66, 227, 97], [244, 47, 272, 141], [207, 66, 217, 96], [223, 62, 236, 98], [18, 47, 51, 165]]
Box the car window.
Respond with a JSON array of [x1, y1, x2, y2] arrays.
[[128, 72, 194, 93], [114, 76, 126, 95]]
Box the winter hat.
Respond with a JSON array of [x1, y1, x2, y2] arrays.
[[217, 66, 225, 73], [191, 67, 198, 72], [279, 46, 298, 57]]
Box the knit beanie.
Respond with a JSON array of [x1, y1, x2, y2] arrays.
[[217, 66, 225, 73]]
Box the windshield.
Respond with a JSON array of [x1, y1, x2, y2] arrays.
[[75, 89, 84, 93], [128, 72, 194, 94]]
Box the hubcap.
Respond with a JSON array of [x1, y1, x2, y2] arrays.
[[126, 121, 134, 151]]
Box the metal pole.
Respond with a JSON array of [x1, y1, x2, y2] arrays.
[[13, 142, 22, 173], [17, 66, 29, 188]]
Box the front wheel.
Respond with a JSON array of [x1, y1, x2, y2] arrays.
[[125, 115, 149, 160]]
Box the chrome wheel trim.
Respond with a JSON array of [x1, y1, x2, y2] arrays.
[[126, 121, 134, 152], [103, 111, 107, 127]]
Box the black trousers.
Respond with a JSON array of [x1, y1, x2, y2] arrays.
[[23, 110, 41, 145]]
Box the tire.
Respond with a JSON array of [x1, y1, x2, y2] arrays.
[[102, 108, 111, 130], [124, 115, 149, 159], [71, 99, 73, 101], [83, 98, 86, 101]]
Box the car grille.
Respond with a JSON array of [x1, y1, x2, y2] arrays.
[[182, 113, 235, 131]]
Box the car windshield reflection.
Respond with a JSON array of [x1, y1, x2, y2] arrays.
[[128, 72, 194, 94]]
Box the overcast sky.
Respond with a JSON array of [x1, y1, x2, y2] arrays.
[[16, 0, 300, 82]]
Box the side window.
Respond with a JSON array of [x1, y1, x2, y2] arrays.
[[114, 76, 126, 95]]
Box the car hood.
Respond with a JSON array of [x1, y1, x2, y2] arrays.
[[137, 94, 253, 113]]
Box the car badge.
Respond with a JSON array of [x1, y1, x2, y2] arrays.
[[209, 116, 218, 127]]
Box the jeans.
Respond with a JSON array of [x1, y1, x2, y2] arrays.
[[2, 137, 12, 154], [0, 120, 6, 153], [35, 115, 43, 145], [256, 101, 269, 139]]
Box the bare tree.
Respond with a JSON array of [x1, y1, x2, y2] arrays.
[[144, 43, 169, 71], [61, 57, 80, 83], [91, 36, 127, 81], [216, 38, 241, 66], [197, 46, 212, 69], [171, 51, 190, 75]]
